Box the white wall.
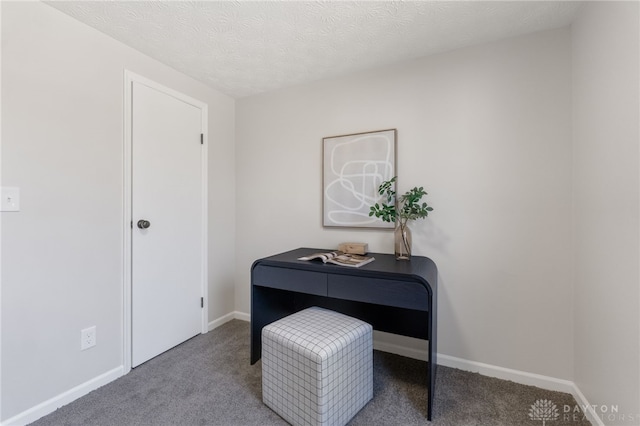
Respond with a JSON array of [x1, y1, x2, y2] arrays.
[[236, 28, 574, 380], [1, 2, 235, 421], [572, 2, 640, 424]]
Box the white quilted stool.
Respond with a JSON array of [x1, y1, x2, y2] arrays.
[[262, 307, 373, 426]]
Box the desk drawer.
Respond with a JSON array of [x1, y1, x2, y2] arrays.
[[253, 265, 327, 296], [328, 275, 428, 311]]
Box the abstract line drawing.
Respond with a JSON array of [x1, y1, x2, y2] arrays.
[[323, 129, 396, 228]]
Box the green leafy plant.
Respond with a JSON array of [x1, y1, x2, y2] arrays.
[[369, 176, 434, 258], [369, 176, 434, 229]]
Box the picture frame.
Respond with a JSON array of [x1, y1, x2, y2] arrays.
[[323, 129, 397, 228]]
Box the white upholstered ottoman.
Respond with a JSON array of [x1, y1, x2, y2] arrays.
[[261, 307, 373, 426]]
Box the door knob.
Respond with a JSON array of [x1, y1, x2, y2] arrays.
[[137, 219, 151, 229]]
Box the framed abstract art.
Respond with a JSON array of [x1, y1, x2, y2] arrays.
[[322, 129, 397, 228]]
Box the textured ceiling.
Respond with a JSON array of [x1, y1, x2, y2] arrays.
[[46, 1, 582, 98]]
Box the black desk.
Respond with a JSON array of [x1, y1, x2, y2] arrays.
[[250, 248, 438, 421]]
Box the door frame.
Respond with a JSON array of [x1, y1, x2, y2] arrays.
[[123, 70, 208, 373]]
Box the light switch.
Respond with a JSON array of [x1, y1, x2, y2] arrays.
[[1, 187, 20, 212]]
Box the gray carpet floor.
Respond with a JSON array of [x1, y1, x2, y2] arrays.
[[32, 320, 591, 426]]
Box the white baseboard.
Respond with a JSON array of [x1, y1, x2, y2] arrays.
[[569, 382, 605, 426], [2, 366, 124, 426], [207, 311, 249, 331], [369, 343, 582, 399], [373, 340, 576, 394], [207, 311, 236, 331], [373, 340, 429, 361], [436, 354, 602, 425], [233, 311, 250, 322], [437, 353, 575, 393]]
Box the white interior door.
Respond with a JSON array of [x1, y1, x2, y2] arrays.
[[131, 81, 204, 368]]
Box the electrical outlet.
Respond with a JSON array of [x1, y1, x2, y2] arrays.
[[81, 326, 96, 350]]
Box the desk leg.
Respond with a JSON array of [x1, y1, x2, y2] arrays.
[[250, 319, 261, 365], [250, 286, 271, 364], [250, 285, 265, 364], [428, 340, 437, 421], [427, 295, 437, 421]]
